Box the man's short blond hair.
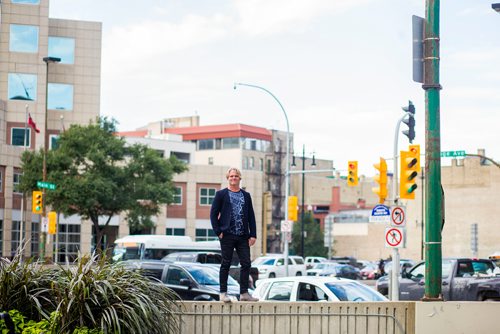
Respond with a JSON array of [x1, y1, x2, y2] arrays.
[[226, 167, 242, 179]]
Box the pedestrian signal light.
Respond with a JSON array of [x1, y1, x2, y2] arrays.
[[32, 191, 43, 214], [287, 196, 298, 221], [400, 144, 420, 200], [347, 161, 358, 186], [372, 158, 388, 204], [48, 211, 57, 235]]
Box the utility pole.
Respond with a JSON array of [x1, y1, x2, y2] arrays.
[[423, 0, 443, 300]]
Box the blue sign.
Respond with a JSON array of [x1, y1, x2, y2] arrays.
[[369, 205, 390, 223]]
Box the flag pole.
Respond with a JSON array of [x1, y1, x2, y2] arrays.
[[19, 104, 30, 258]]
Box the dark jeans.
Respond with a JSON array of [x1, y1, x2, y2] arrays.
[[219, 234, 251, 294]]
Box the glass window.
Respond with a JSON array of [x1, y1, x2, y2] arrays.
[[11, 128, 30, 147], [195, 228, 217, 241], [173, 187, 182, 205], [55, 223, 80, 263], [10, 24, 39, 53], [198, 139, 214, 150], [11, 221, 26, 256], [48, 37, 75, 64], [12, 0, 40, 4], [222, 137, 240, 149], [49, 134, 60, 150], [165, 267, 190, 285], [48, 83, 73, 110], [8, 73, 37, 101], [0, 220, 3, 256], [267, 281, 293, 301], [13, 172, 22, 194], [31, 222, 39, 256], [199, 188, 216, 205], [249, 157, 255, 169], [166, 228, 185, 236]]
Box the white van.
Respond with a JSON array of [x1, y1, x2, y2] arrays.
[[252, 254, 307, 278]]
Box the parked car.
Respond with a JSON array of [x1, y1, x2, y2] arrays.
[[253, 276, 388, 302], [359, 263, 380, 280], [383, 259, 416, 276], [252, 254, 307, 278], [319, 264, 361, 280], [124, 260, 241, 301], [306, 262, 343, 276], [376, 258, 500, 301], [304, 256, 327, 269], [162, 251, 259, 288]]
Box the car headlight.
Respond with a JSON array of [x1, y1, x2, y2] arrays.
[[259, 268, 267, 273]]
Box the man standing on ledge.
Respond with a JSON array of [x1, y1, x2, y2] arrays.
[[210, 167, 258, 302]]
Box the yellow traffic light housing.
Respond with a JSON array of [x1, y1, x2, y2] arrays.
[[400, 144, 420, 200], [372, 158, 388, 204], [287, 195, 298, 221], [48, 211, 57, 235], [347, 161, 358, 186], [32, 191, 43, 214]]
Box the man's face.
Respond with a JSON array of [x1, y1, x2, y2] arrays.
[[228, 171, 241, 187]]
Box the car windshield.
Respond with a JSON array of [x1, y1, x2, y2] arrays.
[[326, 282, 386, 301], [187, 266, 238, 286], [253, 258, 276, 266]]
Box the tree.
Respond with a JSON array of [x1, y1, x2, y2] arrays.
[[291, 211, 327, 257], [20, 117, 187, 253]]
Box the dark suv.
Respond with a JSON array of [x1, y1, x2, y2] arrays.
[[124, 260, 241, 301], [162, 251, 259, 288]]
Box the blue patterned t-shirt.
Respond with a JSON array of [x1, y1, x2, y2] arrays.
[[228, 190, 245, 235]]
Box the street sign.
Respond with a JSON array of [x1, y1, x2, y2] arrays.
[[37, 181, 56, 190], [391, 206, 406, 227], [369, 204, 390, 223], [280, 220, 292, 233], [41, 217, 48, 233], [385, 227, 405, 248], [440, 150, 466, 158]]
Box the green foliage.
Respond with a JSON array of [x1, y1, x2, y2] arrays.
[[0, 251, 180, 333], [291, 212, 328, 257], [19, 117, 187, 250]]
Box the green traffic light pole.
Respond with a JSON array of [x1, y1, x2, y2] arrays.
[[422, 0, 443, 301]]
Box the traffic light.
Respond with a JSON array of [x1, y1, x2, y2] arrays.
[[372, 158, 388, 204], [48, 211, 57, 235], [402, 101, 416, 143], [32, 191, 43, 214], [347, 161, 358, 186], [287, 196, 298, 221], [400, 144, 420, 200]]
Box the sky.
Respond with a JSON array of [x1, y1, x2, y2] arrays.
[[49, 0, 500, 176]]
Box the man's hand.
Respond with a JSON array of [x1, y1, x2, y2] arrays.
[[219, 232, 224, 239], [249, 237, 256, 246]]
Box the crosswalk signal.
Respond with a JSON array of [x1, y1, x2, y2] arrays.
[[372, 158, 388, 204], [48, 211, 57, 235], [32, 191, 43, 214], [347, 161, 358, 186], [400, 144, 420, 200], [287, 196, 298, 221]]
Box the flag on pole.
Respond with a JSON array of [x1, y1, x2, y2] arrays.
[[28, 113, 40, 133]]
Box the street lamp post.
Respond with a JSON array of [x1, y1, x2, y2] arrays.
[[292, 145, 316, 257], [40, 56, 61, 260], [234, 82, 291, 275]]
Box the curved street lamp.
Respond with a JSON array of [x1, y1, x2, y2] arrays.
[[233, 82, 291, 274]]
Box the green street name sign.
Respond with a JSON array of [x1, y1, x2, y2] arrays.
[[37, 181, 56, 190], [441, 150, 466, 158]]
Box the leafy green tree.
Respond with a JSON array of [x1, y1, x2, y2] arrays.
[[291, 211, 328, 257], [20, 117, 187, 252]]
